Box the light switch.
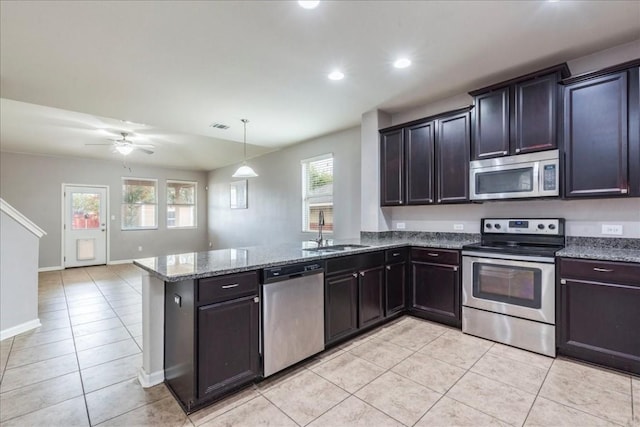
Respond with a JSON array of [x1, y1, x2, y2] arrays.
[[396, 222, 406, 229]]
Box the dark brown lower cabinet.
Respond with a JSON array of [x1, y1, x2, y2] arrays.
[[198, 296, 259, 399], [359, 266, 384, 328], [558, 258, 640, 375], [325, 251, 386, 345], [410, 248, 461, 328], [325, 273, 359, 344], [164, 271, 260, 413], [385, 262, 406, 316]]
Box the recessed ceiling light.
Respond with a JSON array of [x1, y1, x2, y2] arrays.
[[328, 70, 344, 81], [298, 1, 320, 9], [393, 58, 412, 69]]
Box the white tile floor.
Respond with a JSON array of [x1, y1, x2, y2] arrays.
[[0, 265, 638, 426]]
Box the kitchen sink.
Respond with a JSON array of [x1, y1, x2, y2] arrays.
[[302, 244, 370, 252]]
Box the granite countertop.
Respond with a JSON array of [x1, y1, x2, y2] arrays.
[[133, 233, 480, 282], [557, 237, 640, 263]]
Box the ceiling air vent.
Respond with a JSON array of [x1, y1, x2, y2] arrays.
[[209, 123, 230, 130]]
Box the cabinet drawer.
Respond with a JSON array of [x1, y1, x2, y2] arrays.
[[560, 258, 640, 287], [412, 248, 459, 265], [385, 248, 408, 264], [198, 271, 258, 304]]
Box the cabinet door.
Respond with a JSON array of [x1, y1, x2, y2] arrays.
[[406, 121, 435, 204], [198, 295, 259, 399], [558, 278, 640, 375], [515, 73, 559, 154], [359, 265, 384, 328], [385, 262, 406, 316], [472, 87, 510, 159], [325, 273, 358, 344], [380, 129, 404, 205], [412, 262, 460, 327], [436, 112, 470, 203], [564, 72, 629, 197]]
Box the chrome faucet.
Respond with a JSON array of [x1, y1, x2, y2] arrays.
[[314, 210, 325, 247]]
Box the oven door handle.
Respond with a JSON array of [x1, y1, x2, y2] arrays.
[[462, 251, 555, 264]]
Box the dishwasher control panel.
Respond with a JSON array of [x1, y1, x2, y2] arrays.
[[262, 262, 324, 283]]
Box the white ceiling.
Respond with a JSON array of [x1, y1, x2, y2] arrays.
[[1, 1, 639, 171]]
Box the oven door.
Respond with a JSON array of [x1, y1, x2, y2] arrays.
[[462, 254, 555, 324]]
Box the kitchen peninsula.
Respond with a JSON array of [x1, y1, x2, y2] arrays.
[[134, 234, 640, 412]]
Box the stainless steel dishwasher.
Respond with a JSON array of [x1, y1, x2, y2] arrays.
[[261, 262, 324, 377]]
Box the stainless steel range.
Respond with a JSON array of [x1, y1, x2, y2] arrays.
[[461, 218, 565, 357]]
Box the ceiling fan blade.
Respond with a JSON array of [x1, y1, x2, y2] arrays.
[[137, 148, 154, 155], [132, 144, 155, 149], [85, 143, 115, 146]]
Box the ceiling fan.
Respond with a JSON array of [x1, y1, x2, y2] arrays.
[[86, 132, 155, 155]]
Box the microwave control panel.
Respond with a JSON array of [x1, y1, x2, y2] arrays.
[[543, 164, 557, 191]]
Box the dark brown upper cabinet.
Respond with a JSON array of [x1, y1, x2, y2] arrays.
[[380, 107, 471, 207], [380, 129, 404, 205], [470, 64, 569, 160], [406, 121, 436, 204], [562, 61, 640, 198], [436, 111, 470, 203]]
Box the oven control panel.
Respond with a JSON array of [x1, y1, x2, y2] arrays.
[[482, 218, 562, 235]]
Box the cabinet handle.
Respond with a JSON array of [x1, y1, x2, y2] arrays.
[[515, 148, 521, 153], [392, 252, 400, 257], [452, 266, 458, 272], [221, 284, 239, 289], [427, 253, 439, 257], [352, 273, 358, 278], [360, 272, 365, 277], [593, 268, 613, 273], [621, 189, 628, 194], [560, 279, 567, 285], [386, 266, 391, 270], [253, 297, 260, 303]]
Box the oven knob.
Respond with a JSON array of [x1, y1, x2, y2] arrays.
[[485, 223, 492, 229], [494, 224, 501, 230], [538, 224, 545, 230], [548, 224, 556, 230]]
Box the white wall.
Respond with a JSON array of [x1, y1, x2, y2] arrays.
[[1, 211, 40, 338], [380, 39, 640, 238], [0, 151, 209, 268], [207, 127, 361, 249]]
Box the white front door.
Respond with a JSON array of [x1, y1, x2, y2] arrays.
[[64, 185, 108, 267]]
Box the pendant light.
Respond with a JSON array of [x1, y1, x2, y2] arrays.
[[232, 119, 258, 178]]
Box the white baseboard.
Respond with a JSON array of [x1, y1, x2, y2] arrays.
[[38, 266, 62, 272], [1, 318, 41, 341], [109, 259, 134, 265], [137, 367, 164, 388]]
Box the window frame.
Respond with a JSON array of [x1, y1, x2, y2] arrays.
[[166, 179, 198, 229], [301, 153, 334, 234], [121, 177, 158, 230]]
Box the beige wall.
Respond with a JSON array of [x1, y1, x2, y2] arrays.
[[0, 152, 209, 268], [207, 127, 361, 249]]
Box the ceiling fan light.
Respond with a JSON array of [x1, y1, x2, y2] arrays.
[[116, 145, 134, 155], [232, 163, 258, 178]]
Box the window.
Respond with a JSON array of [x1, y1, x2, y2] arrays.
[[302, 154, 333, 233], [121, 178, 157, 229], [167, 180, 197, 228]]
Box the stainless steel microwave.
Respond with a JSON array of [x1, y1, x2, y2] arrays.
[[469, 150, 560, 201]]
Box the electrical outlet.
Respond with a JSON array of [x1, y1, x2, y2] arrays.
[[138, 246, 143, 252], [396, 222, 406, 229], [601, 224, 623, 235], [111, 215, 116, 221], [453, 224, 464, 231]]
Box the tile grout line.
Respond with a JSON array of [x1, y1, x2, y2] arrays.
[[61, 268, 94, 427]]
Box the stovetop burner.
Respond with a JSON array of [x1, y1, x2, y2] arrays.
[[462, 217, 566, 258]]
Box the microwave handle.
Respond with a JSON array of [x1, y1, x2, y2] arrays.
[[534, 162, 541, 194]]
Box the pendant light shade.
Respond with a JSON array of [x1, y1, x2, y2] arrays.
[[232, 119, 258, 178]]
